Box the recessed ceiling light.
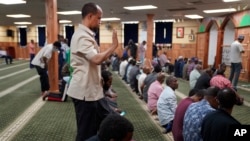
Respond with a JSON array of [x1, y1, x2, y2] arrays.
[[223, 0, 241, 2], [101, 18, 120, 21], [122, 21, 139, 24], [7, 14, 31, 18], [184, 14, 203, 19], [124, 5, 157, 10], [14, 22, 32, 25], [57, 11, 81, 15], [16, 25, 27, 28], [37, 25, 46, 27], [59, 20, 72, 23], [154, 19, 176, 22], [204, 8, 236, 13], [0, 0, 26, 5]]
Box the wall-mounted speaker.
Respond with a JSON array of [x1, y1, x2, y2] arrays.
[[6, 29, 14, 37], [105, 22, 113, 31]]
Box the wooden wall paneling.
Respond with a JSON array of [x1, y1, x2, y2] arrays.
[[215, 29, 224, 68], [197, 32, 209, 68], [237, 27, 250, 81]]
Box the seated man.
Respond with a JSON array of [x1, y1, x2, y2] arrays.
[[157, 76, 178, 133], [210, 66, 244, 105], [189, 64, 202, 89], [147, 72, 165, 115], [172, 89, 204, 141], [0, 49, 13, 64], [101, 70, 123, 114], [138, 66, 150, 99], [0, 49, 6, 59], [201, 88, 241, 141], [86, 114, 134, 141], [183, 86, 220, 141], [119, 56, 128, 78], [194, 67, 215, 90], [129, 60, 141, 94], [141, 64, 162, 103]]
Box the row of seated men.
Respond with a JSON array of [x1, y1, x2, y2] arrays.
[[172, 56, 202, 80], [110, 55, 244, 141]]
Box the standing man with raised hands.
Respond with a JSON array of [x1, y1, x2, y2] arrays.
[[67, 2, 119, 141]]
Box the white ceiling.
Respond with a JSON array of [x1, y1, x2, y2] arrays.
[[0, 0, 249, 26]]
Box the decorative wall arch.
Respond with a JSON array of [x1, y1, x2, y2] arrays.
[[221, 19, 235, 66], [221, 16, 237, 30], [207, 21, 219, 65], [205, 20, 219, 33]]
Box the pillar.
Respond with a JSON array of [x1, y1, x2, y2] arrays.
[[45, 0, 59, 93], [215, 29, 224, 68], [144, 14, 154, 68]]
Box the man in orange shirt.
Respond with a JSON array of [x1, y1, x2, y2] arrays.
[[28, 39, 35, 68]]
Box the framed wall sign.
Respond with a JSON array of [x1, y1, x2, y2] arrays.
[[176, 27, 184, 38]]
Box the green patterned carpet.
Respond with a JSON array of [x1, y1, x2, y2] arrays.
[[1, 60, 250, 141], [1, 61, 168, 141]]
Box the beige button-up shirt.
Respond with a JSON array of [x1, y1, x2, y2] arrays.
[[67, 24, 103, 101]]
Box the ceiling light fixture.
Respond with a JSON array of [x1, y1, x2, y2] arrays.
[[101, 17, 120, 21], [222, 0, 241, 2], [14, 22, 32, 25], [185, 14, 203, 19], [16, 25, 27, 28], [7, 14, 31, 18], [154, 19, 176, 22], [37, 25, 46, 27], [124, 5, 157, 10], [122, 21, 139, 24], [59, 20, 72, 23], [57, 11, 81, 15], [204, 8, 236, 13], [0, 0, 26, 5]]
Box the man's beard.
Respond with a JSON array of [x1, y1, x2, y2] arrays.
[[91, 27, 99, 34]]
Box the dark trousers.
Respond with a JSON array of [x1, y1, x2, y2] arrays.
[[30, 54, 35, 68], [35, 66, 50, 92], [163, 120, 173, 133], [4, 55, 13, 64], [72, 97, 112, 141]]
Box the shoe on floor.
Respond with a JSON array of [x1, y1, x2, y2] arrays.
[[42, 91, 49, 101]]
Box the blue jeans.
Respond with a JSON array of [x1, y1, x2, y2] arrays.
[[229, 63, 242, 89], [163, 120, 173, 133]]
